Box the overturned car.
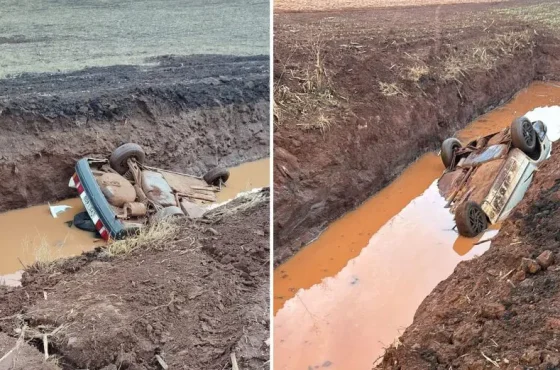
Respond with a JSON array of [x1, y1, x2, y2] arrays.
[[69, 143, 229, 240], [438, 116, 551, 237]]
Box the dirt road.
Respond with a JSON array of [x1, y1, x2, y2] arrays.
[[273, 0, 560, 265], [0, 190, 270, 370]]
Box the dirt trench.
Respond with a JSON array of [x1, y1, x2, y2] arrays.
[[0, 189, 270, 370], [375, 140, 560, 369], [273, 0, 560, 265], [0, 54, 269, 213]]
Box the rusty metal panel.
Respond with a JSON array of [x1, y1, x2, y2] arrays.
[[161, 171, 217, 204], [142, 170, 177, 207], [481, 149, 529, 223], [437, 170, 465, 200], [162, 171, 204, 194], [460, 144, 509, 168]]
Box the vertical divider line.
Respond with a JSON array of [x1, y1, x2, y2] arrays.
[[269, 0, 275, 367]]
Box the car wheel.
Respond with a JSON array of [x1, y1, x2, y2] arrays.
[[203, 167, 230, 186], [511, 117, 537, 154], [154, 206, 184, 221], [73, 211, 98, 233], [454, 201, 488, 237], [109, 143, 146, 174], [441, 138, 462, 169]]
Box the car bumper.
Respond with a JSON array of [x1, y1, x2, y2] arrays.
[[69, 158, 126, 240]]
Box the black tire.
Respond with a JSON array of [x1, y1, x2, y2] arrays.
[[511, 117, 536, 154], [73, 211, 98, 233], [441, 138, 462, 169], [203, 167, 230, 186], [455, 201, 488, 237], [109, 143, 146, 175], [154, 206, 184, 221]]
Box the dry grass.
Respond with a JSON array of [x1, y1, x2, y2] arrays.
[[296, 114, 332, 133], [442, 30, 533, 81], [105, 220, 179, 256], [379, 81, 407, 97], [443, 56, 470, 81], [20, 236, 66, 273], [274, 36, 340, 133], [205, 188, 268, 222], [405, 65, 430, 82]]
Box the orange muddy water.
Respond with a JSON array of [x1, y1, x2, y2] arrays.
[[216, 158, 270, 202], [274, 82, 560, 370], [0, 197, 102, 278], [0, 158, 269, 282]]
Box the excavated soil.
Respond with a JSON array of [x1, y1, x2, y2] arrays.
[[0, 332, 61, 370], [273, 0, 560, 264], [0, 190, 270, 370], [0, 54, 269, 213], [376, 142, 560, 369]]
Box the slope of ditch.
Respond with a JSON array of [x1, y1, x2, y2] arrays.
[[273, 0, 560, 264], [0, 190, 270, 370], [376, 140, 560, 369], [0, 54, 269, 213]]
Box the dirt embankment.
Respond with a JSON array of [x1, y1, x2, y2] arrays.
[[0, 54, 269, 213], [273, 0, 560, 265], [375, 144, 560, 369], [0, 190, 270, 370]]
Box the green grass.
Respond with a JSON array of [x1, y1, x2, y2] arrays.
[[0, 0, 269, 77], [494, 4, 560, 30]]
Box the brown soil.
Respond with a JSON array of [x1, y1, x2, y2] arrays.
[[273, 0, 560, 265], [0, 190, 269, 370], [375, 142, 560, 369], [0, 332, 61, 370], [0, 54, 269, 213], [275, 0, 510, 12]]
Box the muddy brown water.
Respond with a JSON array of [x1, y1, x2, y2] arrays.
[[273, 82, 560, 370], [0, 158, 269, 282], [216, 158, 270, 202]]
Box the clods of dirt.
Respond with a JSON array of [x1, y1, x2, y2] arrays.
[[0, 332, 61, 370], [376, 147, 560, 369], [0, 189, 270, 370]]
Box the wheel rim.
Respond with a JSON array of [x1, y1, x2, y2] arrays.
[[522, 120, 535, 147], [468, 206, 485, 234]]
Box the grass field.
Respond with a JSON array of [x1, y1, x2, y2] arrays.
[[0, 0, 269, 77]]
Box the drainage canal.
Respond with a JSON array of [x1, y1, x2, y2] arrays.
[[0, 157, 269, 283], [274, 82, 560, 370]]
